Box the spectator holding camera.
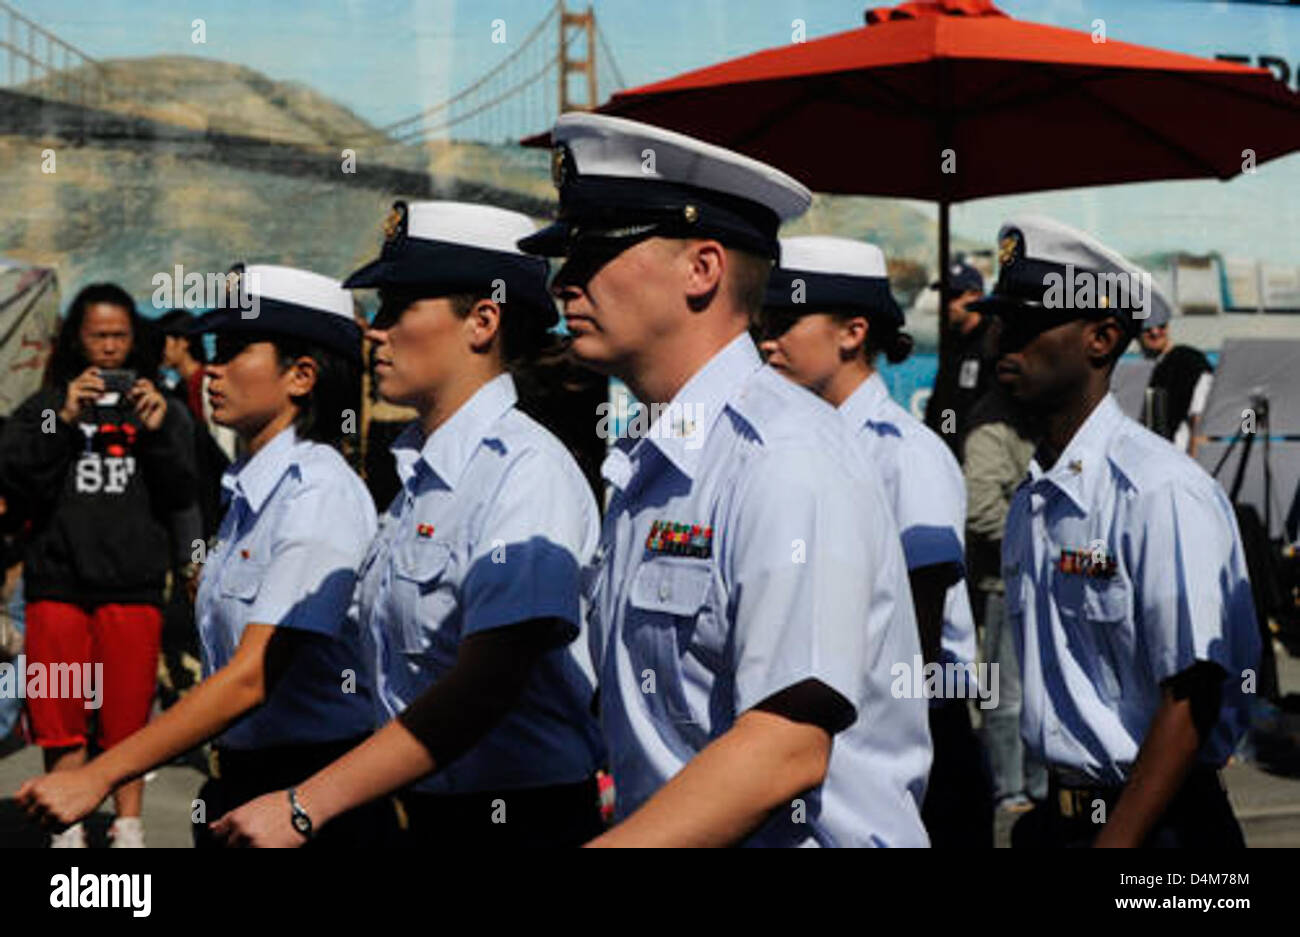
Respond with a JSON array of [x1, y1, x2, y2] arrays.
[[0, 283, 197, 848]]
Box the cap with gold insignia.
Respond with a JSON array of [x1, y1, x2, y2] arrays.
[[343, 200, 555, 329], [517, 112, 811, 261], [188, 263, 361, 363], [762, 236, 903, 331], [970, 215, 1172, 348]]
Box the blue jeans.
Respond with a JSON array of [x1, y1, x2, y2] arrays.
[[980, 588, 1046, 802]]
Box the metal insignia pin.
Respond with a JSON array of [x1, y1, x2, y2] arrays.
[[382, 201, 408, 244], [683, 204, 699, 223]]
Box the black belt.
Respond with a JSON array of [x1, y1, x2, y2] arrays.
[[211, 736, 369, 784], [397, 776, 604, 846], [1049, 764, 1226, 819]]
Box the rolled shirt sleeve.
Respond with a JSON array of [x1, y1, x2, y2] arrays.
[[726, 448, 879, 721], [891, 438, 965, 573], [247, 473, 376, 636], [1133, 480, 1259, 684], [460, 449, 596, 644]]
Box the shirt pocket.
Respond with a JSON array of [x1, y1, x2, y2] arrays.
[[626, 557, 715, 724], [1083, 578, 1131, 701], [219, 558, 267, 602], [390, 539, 456, 655]]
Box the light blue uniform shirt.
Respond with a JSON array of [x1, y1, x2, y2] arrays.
[[840, 372, 977, 672], [588, 334, 932, 847], [1003, 394, 1260, 785], [357, 373, 604, 794], [196, 427, 378, 751]]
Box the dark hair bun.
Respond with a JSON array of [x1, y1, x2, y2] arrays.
[[884, 329, 914, 365]]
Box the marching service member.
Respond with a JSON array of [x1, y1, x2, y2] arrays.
[[213, 201, 606, 848], [517, 113, 931, 847], [758, 236, 993, 847], [18, 265, 394, 848], [982, 216, 1260, 847]]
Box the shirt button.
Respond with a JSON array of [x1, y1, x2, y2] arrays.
[[659, 581, 671, 602]]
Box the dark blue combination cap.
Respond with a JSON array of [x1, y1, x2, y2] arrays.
[[930, 260, 984, 295]]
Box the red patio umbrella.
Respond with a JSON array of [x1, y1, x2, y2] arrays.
[[529, 0, 1300, 298]]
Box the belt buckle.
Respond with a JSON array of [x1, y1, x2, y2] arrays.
[[1057, 786, 1092, 819], [1058, 788, 1076, 818]]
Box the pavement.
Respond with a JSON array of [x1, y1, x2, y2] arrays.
[[4, 647, 1300, 848]]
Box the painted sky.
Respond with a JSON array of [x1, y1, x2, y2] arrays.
[[13, 0, 1300, 261]]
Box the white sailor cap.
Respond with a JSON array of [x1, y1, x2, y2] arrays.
[[189, 264, 361, 363], [343, 200, 555, 328], [971, 215, 1172, 338], [763, 236, 903, 328], [518, 112, 812, 260]]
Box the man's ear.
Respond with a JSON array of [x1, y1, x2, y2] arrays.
[[465, 298, 503, 353], [1085, 316, 1126, 367], [683, 239, 725, 311]]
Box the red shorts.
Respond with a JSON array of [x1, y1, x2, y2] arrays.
[[23, 600, 163, 750]]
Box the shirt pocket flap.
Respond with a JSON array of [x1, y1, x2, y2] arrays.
[[219, 560, 266, 601], [629, 558, 712, 617], [1084, 578, 1130, 623], [393, 540, 451, 584]]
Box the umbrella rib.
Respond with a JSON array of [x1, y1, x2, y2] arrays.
[[730, 83, 834, 149], [730, 70, 931, 150], [824, 69, 926, 117], [1065, 68, 1233, 179]]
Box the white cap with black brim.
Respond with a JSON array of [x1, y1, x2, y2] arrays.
[[518, 112, 811, 261], [343, 200, 556, 329], [187, 264, 361, 364], [969, 215, 1172, 337], [764, 236, 903, 325]]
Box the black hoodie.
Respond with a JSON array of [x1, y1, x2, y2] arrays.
[[0, 386, 198, 607]]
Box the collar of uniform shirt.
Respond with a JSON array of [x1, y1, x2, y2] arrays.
[[220, 425, 300, 513], [1025, 393, 1125, 516], [633, 331, 760, 481], [390, 372, 517, 491], [838, 370, 891, 432]]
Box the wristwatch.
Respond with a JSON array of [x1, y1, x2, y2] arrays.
[[287, 788, 314, 840]]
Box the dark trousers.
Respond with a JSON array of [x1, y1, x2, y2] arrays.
[[194, 736, 402, 848], [1011, 765, 1246, 848], [922, 700, 995, 848], [398, 776, 605, 848]]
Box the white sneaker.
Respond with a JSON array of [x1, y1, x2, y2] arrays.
[[109, 817, 146, 848], [49, 823, 87, 848]]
